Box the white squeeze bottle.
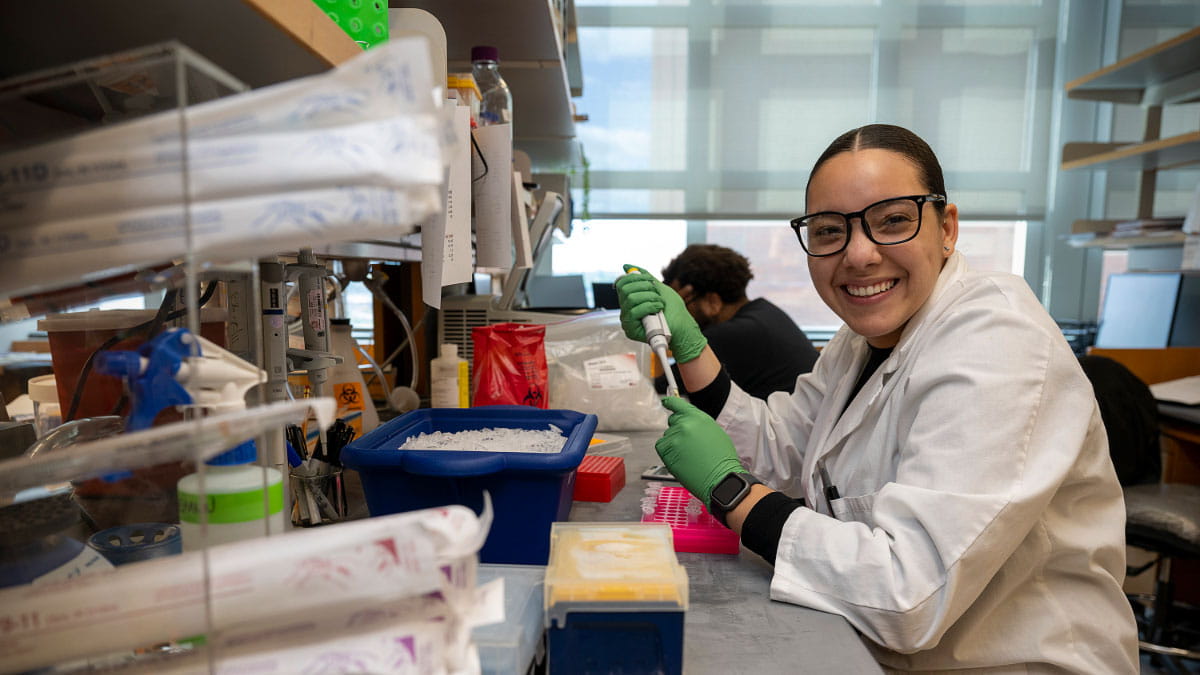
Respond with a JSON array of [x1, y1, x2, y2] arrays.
[[328, 318, 380, 436], [431, 343, 469, 408], [178, 440, 285, 551]]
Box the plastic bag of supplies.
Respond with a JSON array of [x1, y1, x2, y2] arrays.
[[544, 311, 667, 431]]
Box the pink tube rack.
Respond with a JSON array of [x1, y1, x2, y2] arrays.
[[640, 486, 740, 555]]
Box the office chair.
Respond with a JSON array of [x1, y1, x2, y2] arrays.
[[1080, 355, 1200, 671]]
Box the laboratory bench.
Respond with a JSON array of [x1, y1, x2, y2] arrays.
[[337, 426, 884, 672], [565, 429, 884, 674]]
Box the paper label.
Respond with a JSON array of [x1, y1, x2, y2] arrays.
[[470, 123, 513, 269], [584, 354, 642, 390], [333, 380, 368, 436], [457, 361, 469, 408], [179, 483, 284, 524]]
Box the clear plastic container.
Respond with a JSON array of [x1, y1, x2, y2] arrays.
[[475, 564, 546, 675], [470, 45, 512, 126], [544, 522, 688, 610], [430, 343, 468, 409], [27, 374, 61, 439]]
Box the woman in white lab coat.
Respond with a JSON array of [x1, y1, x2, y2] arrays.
[[616, 124, 1139, 673]]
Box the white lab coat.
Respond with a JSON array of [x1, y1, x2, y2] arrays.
[[717, 253, 1139, 673]]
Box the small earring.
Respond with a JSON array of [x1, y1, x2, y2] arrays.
[[943, 246, 950, 251]]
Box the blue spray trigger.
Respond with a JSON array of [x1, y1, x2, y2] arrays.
[[94, 351, 143, 380], [97, 328, 196, 433]]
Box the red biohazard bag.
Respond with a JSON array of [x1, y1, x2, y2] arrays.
[[471, 323, 549, 408]]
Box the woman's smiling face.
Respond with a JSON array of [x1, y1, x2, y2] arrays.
[[804, 148, 958, 348]]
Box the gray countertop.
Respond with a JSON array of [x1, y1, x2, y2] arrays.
[[568, 430, 883, 674]]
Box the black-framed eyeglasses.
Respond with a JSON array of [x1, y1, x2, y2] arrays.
[[790, 194, 946, 257]]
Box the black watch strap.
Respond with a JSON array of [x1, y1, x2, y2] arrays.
[[708, 472, 762, 527]]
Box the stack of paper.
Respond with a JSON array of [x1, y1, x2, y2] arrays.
[[1150, 375, 1200, 406]]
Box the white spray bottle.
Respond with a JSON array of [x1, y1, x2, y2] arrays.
[[97, 328, 283, 551]]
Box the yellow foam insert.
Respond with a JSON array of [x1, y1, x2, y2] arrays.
[[544, 523, 688, 608]]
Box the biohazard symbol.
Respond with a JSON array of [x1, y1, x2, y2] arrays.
[[338, 383, 361, 406], [523, 388, 544, 407]]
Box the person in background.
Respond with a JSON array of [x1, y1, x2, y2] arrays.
[[657, 244, 819, 400], [617, 124, 1138, 672]]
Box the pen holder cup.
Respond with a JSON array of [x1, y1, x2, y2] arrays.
[[289, 468, 347, 527]]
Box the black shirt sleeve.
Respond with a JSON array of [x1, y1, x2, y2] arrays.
[[686, 367, 731, 419], [740, 491, 805, 564]]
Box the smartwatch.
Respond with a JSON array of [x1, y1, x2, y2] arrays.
[[708, 472, 762, 527]]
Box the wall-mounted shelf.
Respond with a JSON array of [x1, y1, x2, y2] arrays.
[[0, 0, 360, 90], [1063, 231, 1187, 249], [391, 0, 582, 171], [1066, 26, 1200, 105], [1062, 131, 1200, 171], [1062, 28, 1200, 240]]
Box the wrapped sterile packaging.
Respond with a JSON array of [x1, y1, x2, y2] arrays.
[[100, 591, 499, 675], [0, 36, 449, 299], [0, 503, 493, 674]]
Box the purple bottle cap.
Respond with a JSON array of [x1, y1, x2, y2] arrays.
[[471, 45, 499, 62]]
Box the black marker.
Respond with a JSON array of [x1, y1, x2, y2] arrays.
[[817, 459, 839, 516]]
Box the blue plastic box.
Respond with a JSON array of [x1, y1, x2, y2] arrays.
[[548, 611, 683, 674], [340, 406, 597, 564]]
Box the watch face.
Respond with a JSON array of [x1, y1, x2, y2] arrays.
[[711, 474, 746, 507]]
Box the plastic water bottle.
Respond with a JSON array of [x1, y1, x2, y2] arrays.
[[471, 45, 512, 126], [430, 343, 469, 408]]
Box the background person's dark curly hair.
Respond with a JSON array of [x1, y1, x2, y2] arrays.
[[661, 244, 754, 304]]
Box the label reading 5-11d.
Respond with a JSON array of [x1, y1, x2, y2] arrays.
[[0, 162, 50, 187]]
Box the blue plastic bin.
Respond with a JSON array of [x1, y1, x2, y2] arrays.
[[340, 406, 597, 564]]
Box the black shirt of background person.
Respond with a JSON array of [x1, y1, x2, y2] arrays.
[[659, 298, 819, 400]]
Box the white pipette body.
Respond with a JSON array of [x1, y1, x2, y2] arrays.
[[642, 311, 681, 398]]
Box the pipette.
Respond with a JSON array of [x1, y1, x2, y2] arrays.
[[627, 267, 681, 398]]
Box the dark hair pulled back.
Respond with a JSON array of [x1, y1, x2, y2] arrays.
[[806, 124, 946, 213]]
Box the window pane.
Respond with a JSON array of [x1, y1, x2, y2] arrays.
[[709, 28, 876, 173], [894, 27, 1037, 174], [577, 27, 688, 171], [550, 220, 688, 289], [578, 0, 688, 5], [957, 221, 1027, 276], [704, 221, 844, 330], [712, 0, 880, 8], [577, 188, 686, 216], [708, 189, 806, 215], [951, 190, 1026, 216]]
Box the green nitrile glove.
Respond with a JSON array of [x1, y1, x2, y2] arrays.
[[614, 263, 708, 364], [656, 396, 748, 509]]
